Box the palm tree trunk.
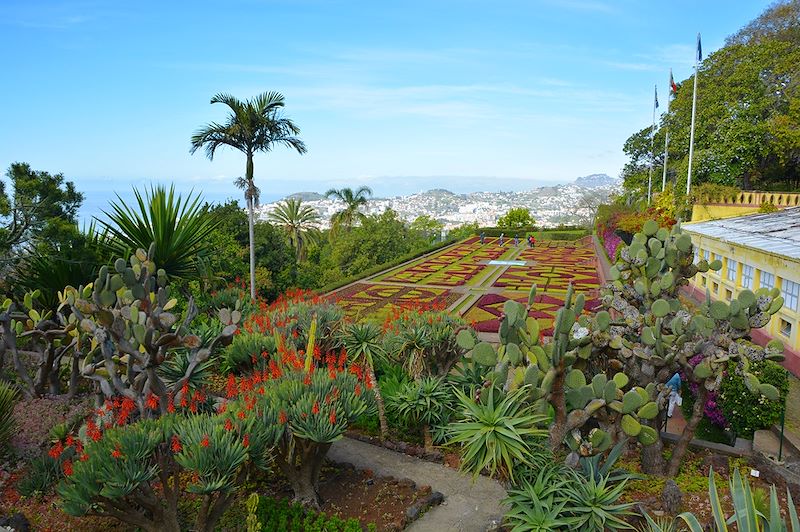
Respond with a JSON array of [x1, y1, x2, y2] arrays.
[[366, 364, 389, 440], [246, 153, 256, 301]]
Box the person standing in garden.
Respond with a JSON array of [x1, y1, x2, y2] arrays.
[[480, 231, 485, 244], [499, 233, 504, 246], [666, 372, 682, 417], [514, 235, 519, 247]]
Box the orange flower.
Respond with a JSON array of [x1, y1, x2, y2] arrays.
[[200, 435, 210, 448], [329, 411, 337, 425], [312, 401, 320, 415], [224, 419, 234, 431], [62, 460, 73, 476], [242, 434, 250, 448], [146, 393, 159, 411], [278, 410, 288, 424], [226, 374, 238, 398], [111, 446, 123, 459], [171, 435, 182, 453], [49, 442, 63, 459]]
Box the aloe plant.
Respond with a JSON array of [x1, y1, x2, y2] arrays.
[[0, 381, 16, 457]]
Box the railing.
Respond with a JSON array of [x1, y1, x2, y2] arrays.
[[696, 191, 800, 207]]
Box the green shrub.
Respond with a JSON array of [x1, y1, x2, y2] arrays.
[[18, 446, 76, 496], [220, 333, 276, 374], [719, 359, 789, 438], [255, 496, 367, 532], [0, 381, 16, 457], [388, 376, 452, 448]]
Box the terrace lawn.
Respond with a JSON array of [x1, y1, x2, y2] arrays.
[[327, 236, 602, 336]]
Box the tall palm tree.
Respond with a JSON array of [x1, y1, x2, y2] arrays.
[[190, 92, 306, 300], [267, 198, 321, 262], [325, 186, 372, 231]]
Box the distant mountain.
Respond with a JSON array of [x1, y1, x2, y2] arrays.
[[286, 191, 327, 201], [574, 173, 619, 188]]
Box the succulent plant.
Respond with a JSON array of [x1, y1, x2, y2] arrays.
[[59, 244, 240, 417]]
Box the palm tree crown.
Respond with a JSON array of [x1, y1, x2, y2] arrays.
[[325, 186, 373, 230], [267, 198, 320, 262], [190, 91, 306, 299]]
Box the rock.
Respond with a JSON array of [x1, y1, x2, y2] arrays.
[[406, 505, 421, 521], [565, 451, 580, 469], [661, 479, 683, 514], [397, 477, 416, 489], [485, 516, 504, 531], [427, 491, 444, 506], [0, 513, 30, 532]]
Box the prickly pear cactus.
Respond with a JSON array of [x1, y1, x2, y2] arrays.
[[457, 284, 655, 455], [60, 244, 241, 416], [600, 219, 785, 475]]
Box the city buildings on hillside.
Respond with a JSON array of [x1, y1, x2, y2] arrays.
[[683, 207, 800, 375]]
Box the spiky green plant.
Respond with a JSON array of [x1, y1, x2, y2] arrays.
[[562, 463, 636, 531], [388, 376, 451, 451], [340, 321, 389, 439], [504, 462, 574, 531], [219, 332, 276, 375], [0, 381, 16, 457], [449, 385, 548, 482], [97, 185, 221, 280], [678, 468, 800, 531]]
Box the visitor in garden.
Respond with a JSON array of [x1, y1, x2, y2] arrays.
[[665, 372, 682, 417], [514, 235, 519, 247], [480, 231, 485, 244], [531, 235, 536, 247], [499, 233, 504, 246]]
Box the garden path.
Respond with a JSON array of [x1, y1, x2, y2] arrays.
[[328, 437, 507, 532]]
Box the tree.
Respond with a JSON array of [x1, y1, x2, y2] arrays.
[[267, 198, 321, 262], [325, 186, 372, 231], [0, 163, 83, 256], [190, 92, 307, 300], [252, 221, 297, 301], [409, 215, 444, 243], [620, 1, 800, 197], [497, 207, 534, 228], [97, 186, 221, 281]]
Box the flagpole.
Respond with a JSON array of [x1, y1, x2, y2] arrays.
[[647, 84, 657, 204], [686, 33, 701, 196], [662, 70, 672, 191]]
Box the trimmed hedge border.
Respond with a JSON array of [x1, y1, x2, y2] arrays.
[[477, 226, 589, 240], [316, 237, 460, 294]]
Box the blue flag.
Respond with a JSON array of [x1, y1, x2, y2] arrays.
[[696, 33, 702, 61]]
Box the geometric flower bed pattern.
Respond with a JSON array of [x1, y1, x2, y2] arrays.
[[493, 239, 599, 291], [463, 289, 602, 334], [379, 236, 511, 287], [330, 282, 461, 321]]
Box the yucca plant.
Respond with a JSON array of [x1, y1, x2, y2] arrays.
[[388, 376, 451, 451], [448, 385, 548, 482], [97, 185, 221, 280], [678, 468, 800, 531], [340, 321, 389, 439], [0, 381, 17, 457]]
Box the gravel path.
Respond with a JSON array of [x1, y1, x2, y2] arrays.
[[328, 437, 507, 532]]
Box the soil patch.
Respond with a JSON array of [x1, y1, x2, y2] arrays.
[[262, 462, 438, 530]]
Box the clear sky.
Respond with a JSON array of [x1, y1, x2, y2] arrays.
[[0, 0, 772, 219]]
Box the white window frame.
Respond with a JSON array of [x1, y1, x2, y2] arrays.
[[761, 271, 775, 290], [727, 259, 737, 282], [779, 318, 792, 338], [782, 279, 800, 312], [741, 264, 754, 289]]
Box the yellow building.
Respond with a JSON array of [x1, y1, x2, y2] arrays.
[[684, 207, 800, 375]]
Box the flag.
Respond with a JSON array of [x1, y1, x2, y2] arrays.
[[670, 69, 678, 94], [654, 86, 659, 108], [696, 33, 702, 61]]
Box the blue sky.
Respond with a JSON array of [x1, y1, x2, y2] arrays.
[[0, 0, 771, 219]]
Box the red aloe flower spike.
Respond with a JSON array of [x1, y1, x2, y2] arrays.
[[242, 434, 250, 448], [111, 446, 123, 459], [171, 435, 182, 453], [200, 435, 210, 448], [62, 460, 73, 476], [312, 401, 320, 415]]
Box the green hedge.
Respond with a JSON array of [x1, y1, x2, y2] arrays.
[[477, 226, 589, 239], [719, 359, 789, 439], [315, 237, 460, 294]]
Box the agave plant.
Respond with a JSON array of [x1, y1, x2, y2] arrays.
[[562, 463, 636, 531], [448, 385, 548, 482], [0, 381, 16, 457], [97, 185, 221, 280], [678, 468, 800, 531], [388, 376, 451, 451], [504, 462, 574, 531], [340, 321, 389, 440]]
